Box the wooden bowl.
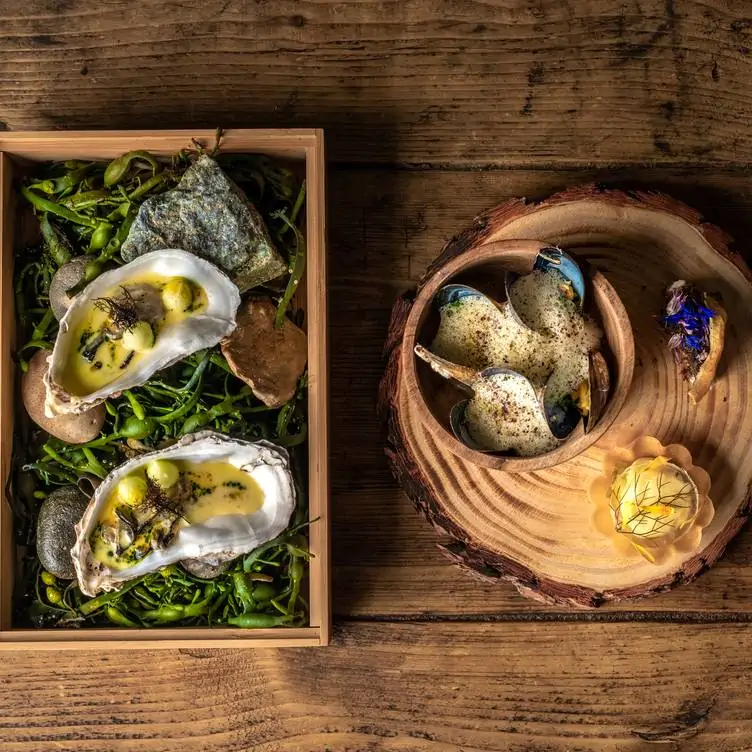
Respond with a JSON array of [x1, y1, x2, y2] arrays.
[[401, 239, 635, 472]]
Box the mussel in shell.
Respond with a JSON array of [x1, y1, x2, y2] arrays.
[[416, 251, 610, 456]]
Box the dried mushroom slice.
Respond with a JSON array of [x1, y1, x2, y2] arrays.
[[221, 297, 308, 408]]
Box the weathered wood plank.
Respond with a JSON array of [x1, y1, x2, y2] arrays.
[[329, 168, 752, 614], [0, 621, 747, 750], [2, 1, 752, 165]]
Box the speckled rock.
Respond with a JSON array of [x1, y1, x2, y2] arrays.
[[36, 487, 89, 579], [48, 256, 88, 320], [121, 155, 287, 292]]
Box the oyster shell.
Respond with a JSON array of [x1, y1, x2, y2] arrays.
[[44, 249, 240, 416], [71, 431, 296, 596]]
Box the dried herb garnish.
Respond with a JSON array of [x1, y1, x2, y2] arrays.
[[93, 285, 141, 332]]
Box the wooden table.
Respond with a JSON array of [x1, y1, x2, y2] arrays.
[[2, 1, 752, 749]]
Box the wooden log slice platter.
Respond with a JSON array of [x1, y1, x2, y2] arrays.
[[379, 186, 752, 607]]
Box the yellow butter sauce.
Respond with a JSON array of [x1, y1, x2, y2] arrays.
[[90, 459, 265, 569], [183, 461, 264, 524], [62, 271, 206, 397]]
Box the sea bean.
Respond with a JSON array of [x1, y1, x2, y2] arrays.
[[155, 365, 206, 425], [59, 189, 110, 208], [226, 613, 292, 628], [89, 222, 114, 251], [106, 606, 138, 627], [78, 577, 146, 615], [81, 416, 157, 448], [104, 151, 159, 187], [124, 390, 146, 420], [141, 598, 211, 622], [128, 173, 168, 201], [287, 557, 305, 613], [179, 389, 252, 434], [232, 572, 254, 612], [251, 582, 278, 603], [20, 186, 99, 227], [274, 194, 306, 329], [39, 214, 73, 266]]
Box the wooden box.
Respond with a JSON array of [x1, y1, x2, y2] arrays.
[[0, 130, 330, 649]]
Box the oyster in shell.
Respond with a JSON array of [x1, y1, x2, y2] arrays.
[[71, 431, 296, 596], [44, 249, 240, 416]]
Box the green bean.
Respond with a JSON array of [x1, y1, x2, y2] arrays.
[[227, 613, 292, 628], [20, 186, 99, 227], [106, 606, 138, 627], [39, 214, 72, 267], [104, 151, 159, 187]]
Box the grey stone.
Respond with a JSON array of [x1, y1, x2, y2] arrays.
[[121, 155, 287, 292], [36, 487, 89, 579]]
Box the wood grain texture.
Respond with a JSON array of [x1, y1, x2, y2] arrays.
[[380, 187, 752, 606], [329, 168, 752, 614], [0, 130, 329, 647], [2, 1, 752, 165], [0, 621, 750, 751], [401, 238, 635, 472], [3, 0, 752, 742]]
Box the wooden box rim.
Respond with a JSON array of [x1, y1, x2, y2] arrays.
[[0, 129, 330, 649]]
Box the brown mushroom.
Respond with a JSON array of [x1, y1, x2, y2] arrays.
[[221, 297, 307, 407], [22, 349, 105, 443]]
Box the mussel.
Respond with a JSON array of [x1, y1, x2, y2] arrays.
[[415, 345, 582, 455], [416, 251, 610, 456]]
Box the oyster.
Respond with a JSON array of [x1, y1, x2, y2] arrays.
[[44, 249, 240, 416], [72, 431, 296, 596]]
